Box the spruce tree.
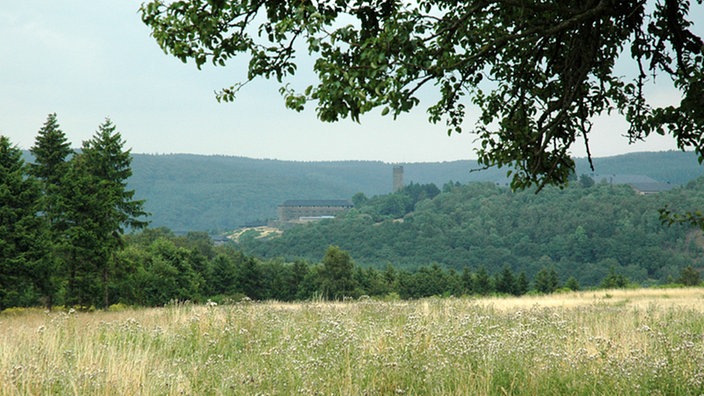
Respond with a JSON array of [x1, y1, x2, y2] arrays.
[[678, 265, 701, 286], [0, 136, 46, 309], [30, 114, 73, 186], [565, 276, 581, 291], [64, 119, 148, 308], [515, 272, 530, 296], [29, 113, 73, 309], [474, 266, 493, 295], [495, 266, 516, 295], [535, 267, 560, 294], [62, 155, 104, 307], [461, 267, 474, 295]]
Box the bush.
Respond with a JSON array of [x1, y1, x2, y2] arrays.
[[565, 277, 580, 291], [108, 303, 131, 312], [600, 268, 628, 289], [678, 265, 701, 286]]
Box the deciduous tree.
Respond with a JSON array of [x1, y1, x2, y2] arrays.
[[141, 0, 704, 190], [320, 245, 357, 299]]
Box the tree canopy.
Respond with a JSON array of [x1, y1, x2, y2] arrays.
[[237, 180, 704, 286], [0, 116, 149, 309], [141, 0, 703, 190]]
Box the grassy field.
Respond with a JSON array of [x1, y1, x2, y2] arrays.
[[1, 288, 704, 395]]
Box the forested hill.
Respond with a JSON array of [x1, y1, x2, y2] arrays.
[[236, 178, 704, 288], [125, 150, 703, 231]]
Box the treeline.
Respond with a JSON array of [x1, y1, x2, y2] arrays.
[[238, 180, 704, 287], [0, 114, 147, 311], [100, 233, 704, 305], [4, 115, 704, 311]]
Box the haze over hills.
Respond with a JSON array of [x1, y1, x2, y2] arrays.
[[124, 150, 703, 232]]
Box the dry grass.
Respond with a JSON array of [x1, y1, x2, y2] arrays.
[[478, 287, 704, 312], [1, 288, 703, 395]]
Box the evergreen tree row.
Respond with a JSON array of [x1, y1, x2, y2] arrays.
[[0, 114, 147, 310]]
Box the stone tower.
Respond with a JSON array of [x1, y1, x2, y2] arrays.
[[393, 165, 404, 192]]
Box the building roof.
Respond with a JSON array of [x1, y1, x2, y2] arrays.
[[588, 174, 675, 194], [628, 182, 674, 194], [280, 199, 353, 207]]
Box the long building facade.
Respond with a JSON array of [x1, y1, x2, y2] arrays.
[[277, 199, 353, 223]]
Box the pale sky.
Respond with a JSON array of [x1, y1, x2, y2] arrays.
[[1, 2, 697, 163]]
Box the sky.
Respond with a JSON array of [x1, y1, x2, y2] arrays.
[[0, 2, 697, 163]]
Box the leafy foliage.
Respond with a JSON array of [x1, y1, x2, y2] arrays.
[[320, 246, 357, 299], [238, 180, 704, 287], [141, 0, 704, 189]]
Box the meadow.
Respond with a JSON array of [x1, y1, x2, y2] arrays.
[[1, 288, 704, 395]]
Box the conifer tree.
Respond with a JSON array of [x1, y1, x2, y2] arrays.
[[565, 276, 581, 291], [62, 154, 105, 307], [30, 114, 73, 187], [515, 272, 530, 296], [461, 267, 474, 295], [236, 256, 263, 300], [29, 113, 73, 309], [535, 267, 560, 294], [64, 119, 148, 308], [0, 136, 46, 309], [474, 266, 493, 295], [495, 266, 516, 295]]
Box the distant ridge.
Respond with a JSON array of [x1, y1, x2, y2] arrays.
[[19, 150, 699, 232], [123, 150, 702, 232]]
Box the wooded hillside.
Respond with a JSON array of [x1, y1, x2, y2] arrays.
[[237, 177, 704, 287], [126, 151, 703, 232]]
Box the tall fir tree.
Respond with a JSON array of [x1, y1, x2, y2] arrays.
[[535, 267, 560, 294], [0, 136, 46, 309], [495, 266, 516, 295], [29, 113, 74, 309], [515, 272, 530, 296], [30, 114, 73, 185], [64, 119, 148, 308], [474, 266, 493, 295], [62, 154, 105, 307]]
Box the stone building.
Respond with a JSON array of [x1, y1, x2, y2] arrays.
[[277, 199, 353, 223]]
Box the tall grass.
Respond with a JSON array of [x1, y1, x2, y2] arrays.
[[1, 289, 704, 395]]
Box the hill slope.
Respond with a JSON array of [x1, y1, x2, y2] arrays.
[[125, 151, 703, 231], [236, 179, 704, 287]]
